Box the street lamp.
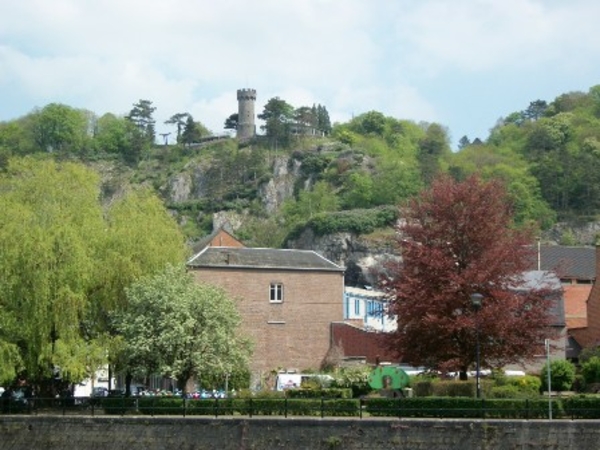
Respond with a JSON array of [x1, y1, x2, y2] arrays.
[[470, 293, 484, 399]]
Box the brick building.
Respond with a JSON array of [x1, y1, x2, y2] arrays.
[[531, 245, 596, 360], [569, 246, 600, 353], [187, 246, 344, 386]]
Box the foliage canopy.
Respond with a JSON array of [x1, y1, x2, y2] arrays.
[[114, 265, 252, 393], [384, 175, 556, 377]]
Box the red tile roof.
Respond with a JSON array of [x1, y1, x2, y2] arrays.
[[563, 284, 590, 329]]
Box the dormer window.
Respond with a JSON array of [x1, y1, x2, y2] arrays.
[[270, 283, 283, 303]]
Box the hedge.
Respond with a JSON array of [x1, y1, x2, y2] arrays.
[[363, 397, 562, 419], [127, 397, 359, 417], [100, 395, 600, 419]]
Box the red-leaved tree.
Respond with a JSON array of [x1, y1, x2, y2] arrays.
[[383, 175, 557, 378]]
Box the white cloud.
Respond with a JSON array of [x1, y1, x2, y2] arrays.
[[390, 0, 600, 74], [1, 0, 599, 146]]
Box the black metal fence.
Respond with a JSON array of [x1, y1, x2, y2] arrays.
[[3, 396, 600, 420]]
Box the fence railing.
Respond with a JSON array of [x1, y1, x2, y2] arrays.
[[2, 396, 600, 420]]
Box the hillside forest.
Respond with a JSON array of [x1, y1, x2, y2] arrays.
[[1, 86, 600, 251]]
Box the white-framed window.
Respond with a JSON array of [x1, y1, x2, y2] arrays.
[[354, 299, 361, 315], [270, 283, 283, 303]]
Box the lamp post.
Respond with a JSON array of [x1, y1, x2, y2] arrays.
[[470, 293, 484, 399]]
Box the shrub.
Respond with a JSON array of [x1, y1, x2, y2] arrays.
[[490, 385, 522, 399], [581, 356, 600, 385], [330, 367, 373, 398], [579, 346, 600, 363], [489, 375, 542, 399], [540, 360, 576, 392], [298, 206, 398, 237], [413, 379, 493, 398], [431, 380, 474, 397], [511, 375, 542, 393], [411, 380, 434, 397]]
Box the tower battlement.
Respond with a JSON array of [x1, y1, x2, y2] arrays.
[[237, 89, 257, 101]]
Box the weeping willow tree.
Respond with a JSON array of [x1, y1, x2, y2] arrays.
[[0, 157, 105, 388], [90, 187, 189, 386], [0, 157, 188, 391]]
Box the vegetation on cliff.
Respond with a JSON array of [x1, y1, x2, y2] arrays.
[[1, 87, 600, 248]]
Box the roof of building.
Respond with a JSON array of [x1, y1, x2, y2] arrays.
[[187, 247, 344, 272], [563, 284, 590, 330], [532, 245, 596, 280], [190, 227, 243, 254]]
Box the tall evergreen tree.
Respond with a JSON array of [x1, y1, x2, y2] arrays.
[[127, 99, 156, 144]]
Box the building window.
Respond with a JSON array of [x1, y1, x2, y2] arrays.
[[354, 299, 361, 315], [270, 283, 283, 303]]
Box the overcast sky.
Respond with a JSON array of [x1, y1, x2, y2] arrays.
[[1, 0, 599, 149]]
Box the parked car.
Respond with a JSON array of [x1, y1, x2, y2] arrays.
[[91, 387, 109, 398], [107, 389, 125, 397]]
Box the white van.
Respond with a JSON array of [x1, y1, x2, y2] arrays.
[[275, 374, 334, 391]]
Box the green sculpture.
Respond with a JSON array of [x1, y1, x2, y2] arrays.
[[368, 366, 411, 390]]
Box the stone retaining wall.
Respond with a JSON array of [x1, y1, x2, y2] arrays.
[[2, 415, 599, 449]]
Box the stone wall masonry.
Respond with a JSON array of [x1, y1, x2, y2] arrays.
[[2, 416, 600, 450]]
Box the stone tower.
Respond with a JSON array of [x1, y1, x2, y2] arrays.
[[236, 88, 256, 140]]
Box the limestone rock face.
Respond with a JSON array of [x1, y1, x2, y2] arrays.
[[287, 228, 399, 287], [167, 173, 192, 203], [259, 156, 300, 214], [213, 211, 245, 233]]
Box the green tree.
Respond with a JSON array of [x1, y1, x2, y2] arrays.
[[28, 103, 92, 154], [294, 106, 316, 128], [458, 135, 471, 150], [0, 120, 29, 158], [94, 113, 132, 156], [359, 111, 386, 136], [165, 113, 190, 141], [341, 171, 374, 209], [283, 181, 339, 226], [224, 113, 238, 131], [91, 187, 188, 327], [316, 104, 332, 135], [0, 157, 188, 392], [371, 158, 422, 206], [0, 157, 106, 391], [523, 100, 548, 121], [114, 265, 252, 394], [417, 123, 451, 184], [581, 356, 600, 385], [181, 115, 209, 145], [127, 99, 156, 144], [258, 97, 294, 145]]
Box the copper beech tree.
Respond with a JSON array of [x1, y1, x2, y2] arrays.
[[383, 175, 556, 379]]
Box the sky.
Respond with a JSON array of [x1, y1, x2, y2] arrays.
[[1, 0, 599, 149]]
